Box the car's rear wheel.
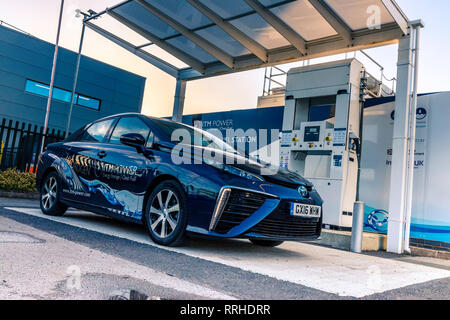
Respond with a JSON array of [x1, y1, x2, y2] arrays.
[[144, 180, 188, 247], [250, 239, 284, 247], [40, 172, 68, 216]]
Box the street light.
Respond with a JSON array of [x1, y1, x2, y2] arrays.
[[40, 0, 65, 154], [65, 9, 97, 138], [65, 10, 87, 139]]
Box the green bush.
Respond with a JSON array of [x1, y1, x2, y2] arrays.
[[0, 168, 36, 193]]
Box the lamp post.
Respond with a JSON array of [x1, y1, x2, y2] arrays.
[[65, 9, 98, 138], [40, 0, 65, 154], [65, 11, 86, 138]]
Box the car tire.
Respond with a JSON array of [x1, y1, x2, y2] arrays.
[[40, 171, 68, 216], [250, 239, 284, 247], [144, 180, 188, 247]]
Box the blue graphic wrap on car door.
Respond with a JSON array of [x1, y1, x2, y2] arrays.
[[61, 142, 110, 207], [59, 118, 116, 207], [87, 115, 154, 220], [90, 143, 149, 220], [54, 145, 89, 199]]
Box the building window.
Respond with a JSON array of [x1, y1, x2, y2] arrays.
[[25, 79, 101, 111]]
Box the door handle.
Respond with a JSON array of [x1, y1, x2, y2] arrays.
[[97, 151, 107, 158]]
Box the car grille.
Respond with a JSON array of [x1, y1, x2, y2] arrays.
[[249, 200, 321, 238], [250, 219, 319, 238], [214, 189, 267, 234]]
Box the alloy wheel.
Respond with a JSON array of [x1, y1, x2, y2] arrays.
[[42, 176, 57, 210], [149, 189, 180, 238]]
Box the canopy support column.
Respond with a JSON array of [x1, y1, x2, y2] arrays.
[[403, 20, 424, 253], [387, 21, 424, 254], [172, 78, 186, 122]]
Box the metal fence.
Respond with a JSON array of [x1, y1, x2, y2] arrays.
[[0, 118, 67, 173]]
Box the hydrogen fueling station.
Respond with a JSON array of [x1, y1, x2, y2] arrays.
[[1, 0, 450, 303], [72, 0, 426, 255]]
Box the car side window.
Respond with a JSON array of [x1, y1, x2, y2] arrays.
[[109, 117, 151, 145], [80, 119, 115, 143]]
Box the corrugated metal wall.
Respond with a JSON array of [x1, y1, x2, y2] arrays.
[[0, 24, 146, 133]]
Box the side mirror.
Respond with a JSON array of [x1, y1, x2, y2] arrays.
[[120, 133, 146, 151]]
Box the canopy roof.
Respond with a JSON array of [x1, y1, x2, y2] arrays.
[[85, 0, 409, 81]]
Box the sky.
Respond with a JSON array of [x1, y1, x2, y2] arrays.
[[1, 0, 449, 118]]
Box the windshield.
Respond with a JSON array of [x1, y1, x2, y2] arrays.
[[149, 118, 240, 154], [148, 117, 275, 167]]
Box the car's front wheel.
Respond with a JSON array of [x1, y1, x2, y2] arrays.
[[250, 239, 284, 247], [144, 180, 188, 247], [40, 171, 68, 216]]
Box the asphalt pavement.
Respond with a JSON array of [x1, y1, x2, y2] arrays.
[[0, 197, 449, 300]]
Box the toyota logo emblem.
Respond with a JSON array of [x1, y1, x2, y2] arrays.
[[298, 186, 309, 198]]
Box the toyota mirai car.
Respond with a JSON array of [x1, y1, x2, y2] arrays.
[[36, 113, 323, 247]]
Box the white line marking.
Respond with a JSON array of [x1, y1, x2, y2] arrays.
[[7, 207, 450, 297]]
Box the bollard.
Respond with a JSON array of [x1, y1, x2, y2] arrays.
[[350, 201, 365, 253]]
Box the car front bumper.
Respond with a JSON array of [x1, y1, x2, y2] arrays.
[[187, 186, 322, 241]]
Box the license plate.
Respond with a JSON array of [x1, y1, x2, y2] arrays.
[[290, 203, 321, 218]]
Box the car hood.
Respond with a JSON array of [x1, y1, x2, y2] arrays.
[[232, 161, 312, 188], [189, 145, 312, 187]]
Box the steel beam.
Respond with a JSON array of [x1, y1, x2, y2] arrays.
[[107, 10, 205, 74], [186, 0, 268, 62], [134, 0, 234, 69], [244, 0, 307, 55], [381, 0, 409, 35], [308, 0, 352, 44], [84, 0, 133, 22], [179, 23, 403, 81], [85, 22, 179, 78]]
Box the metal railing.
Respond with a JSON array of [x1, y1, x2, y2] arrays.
[[360, 50, 397, 93], [0, 118, 67, 173], [262, 66, 287, 96], [262, 51, 397, 97]]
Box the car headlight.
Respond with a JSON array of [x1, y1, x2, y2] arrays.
[[205, 159, 264, 182], [223, 165, 264, 182]]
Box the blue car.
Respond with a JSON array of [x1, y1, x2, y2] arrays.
[[36, 113, 323, 247]]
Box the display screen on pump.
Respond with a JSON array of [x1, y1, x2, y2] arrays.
[[304, 126, 321, 142]]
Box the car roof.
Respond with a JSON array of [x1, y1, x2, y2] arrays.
[[87, 113, 184, 139], [92, 113, 174, 124], [93, 112, 142, 122]]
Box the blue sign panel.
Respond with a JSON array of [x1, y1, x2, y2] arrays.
[[181, 107, 284, 154]]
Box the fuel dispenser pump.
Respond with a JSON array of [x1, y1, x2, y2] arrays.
[[280, 59, 364, 229]]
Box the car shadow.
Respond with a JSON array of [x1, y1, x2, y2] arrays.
[[64, 210, 145, 233], [184, 236, 307, 258], [63, 210, 306, 258]]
